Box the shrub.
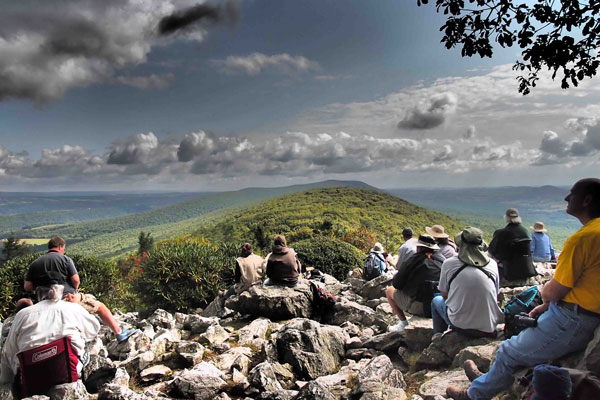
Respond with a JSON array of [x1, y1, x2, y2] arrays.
[[339, 226, 377, 253], [294, 236, 365, 281], [0, 253, 37, 319], [135, 238, 238, 312]]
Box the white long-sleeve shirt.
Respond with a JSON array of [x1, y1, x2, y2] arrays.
[[0, 300, 100, 383]]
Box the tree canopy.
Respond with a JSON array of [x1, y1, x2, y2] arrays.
[[417, 0, 600, 94]]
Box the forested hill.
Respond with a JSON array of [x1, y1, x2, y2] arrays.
[[11, 180, 374, 242], [193, 186, 466, 253]]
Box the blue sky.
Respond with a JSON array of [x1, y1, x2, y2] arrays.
[[0, 0, 598, 191]]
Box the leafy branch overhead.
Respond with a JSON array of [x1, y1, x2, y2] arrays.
[[417, 0, 600, 94]]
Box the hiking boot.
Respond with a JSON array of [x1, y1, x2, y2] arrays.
[[463, 359, 483, 381], [446, 385, 471, 400], [116, 328, 137, 343], [388, 320, 408, 333]]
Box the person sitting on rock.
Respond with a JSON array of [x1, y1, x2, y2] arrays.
[[426, 224, 457, 259], [233, 242, 264, 294], [488, 208, 537, 281], [264, 235, 301, 287], [447, 178, 600, 400], [0, 299, 33, 350], [386, 234, 445, 332], [0, 284, 100, 389], [396, 227, 418, 269], [530, 221, 556, 264], [431, 227, 503, 336], [363, 242, 388, 280]]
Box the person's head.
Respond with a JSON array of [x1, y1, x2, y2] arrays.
[[15, 298, 33, 313], [370, 242, 384, 254], [273, 235, 287, 248], [504, 208, 521, 224], [425, 225, 450, 245], [454, 227, 490, 267], [48, 236, 66, 253], [402, 227, 414, 241], [565, 178, 600, 221], [35, 284, 64, 302], [531, 221, 547, 233], [416, 234, 439, 253], [240, 242, 253, 257]]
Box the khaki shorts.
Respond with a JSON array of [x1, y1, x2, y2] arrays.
[[392, 288, 425, 316], [73, 292, 102, 314]]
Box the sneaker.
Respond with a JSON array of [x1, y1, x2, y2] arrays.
[[388, 320, 408, 333], [116, 328, 137, 343], [446, 385, 471, 400], [463, 360, 483, 382]]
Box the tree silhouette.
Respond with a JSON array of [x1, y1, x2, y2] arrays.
[[137, 231, 154, 255], [1, 235, 31, 264], [418, 0, 600, 94]]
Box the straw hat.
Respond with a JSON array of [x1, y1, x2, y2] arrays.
[[531, 221, 547, 233], [370, 242, 384, 253], [454, 227, 490, 267], [425, 225, 449, 239], [416, 234, 440, 250]]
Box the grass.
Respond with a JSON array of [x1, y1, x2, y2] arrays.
[[18, 238, 49, 245]]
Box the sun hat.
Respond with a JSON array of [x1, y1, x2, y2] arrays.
[[531, 364, 572, 400], [454, 227, 490, 267], [505, 208, 520, 218], [370, 242, 384, 253], [416, 234, 440, 250], [425, 225, 449, 239], [531, 222, 547, 233]]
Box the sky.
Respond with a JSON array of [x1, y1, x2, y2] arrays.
[[0, 0, 599, 191]]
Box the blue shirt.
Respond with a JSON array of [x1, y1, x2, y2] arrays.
[[530, 232, 556, 261]]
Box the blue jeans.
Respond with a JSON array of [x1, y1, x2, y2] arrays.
[[468, 302, 600, 400], [431, 295, 452, 334]]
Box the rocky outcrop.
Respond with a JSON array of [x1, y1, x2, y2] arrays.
[[416, 331, 501, 370], [225, 284, 313, 320]]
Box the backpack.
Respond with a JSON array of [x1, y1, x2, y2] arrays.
[[363, 253, 384, 281], [503, 286, 542, 338], [309, 281, 337, 320]]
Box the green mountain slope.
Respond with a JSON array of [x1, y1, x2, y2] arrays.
[[194, 187, 467, 253]]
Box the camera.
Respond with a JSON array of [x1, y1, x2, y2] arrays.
[[504, 312, 538, 339]]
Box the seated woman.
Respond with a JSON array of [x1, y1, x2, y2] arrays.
[[233, 242, 264, 294], [264, 235, 301, 287]]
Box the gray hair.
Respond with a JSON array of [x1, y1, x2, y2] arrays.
[[36, 284, 64, 302], [504, 214, 522, 224]]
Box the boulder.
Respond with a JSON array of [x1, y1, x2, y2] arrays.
[[418, 369, 469, 400], [147, 309, 176, 329], [362, 331, 405, 352], [276, 318, 347, 380], [45, 381, 89, 400], [120, 350, 155, 376], [416, 331, 498, 370], [325, 299, 376, 327], [256, 390, 298, 400], [346, 348, 385, 361], [361, 272, 394, 300], [401, 317, 435, 352], [356, 355, 394, 384], [186, 315, 219, 334], [225, 284, 313, 320], [452, 342, 501, 372], [350, 379, 407, 400], [344, 277, 366, 293], [173, 341, 204, 367], [140, 365, 172, 382], [212, 346, 253, 375], [293, 381, 336, 400], [98, 384, 154, 400], [575, 323, 600, 376], [248, 361, 284, 392], [169, 362, 227, 400], [238, 317, 271, 345], [198, 324, 230, 346], [107, 331, 151, 360]]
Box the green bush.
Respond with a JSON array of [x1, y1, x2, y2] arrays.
[[135, 238, 238, 312], [294, 236, 365, 281], [0, 252, 127, 319]]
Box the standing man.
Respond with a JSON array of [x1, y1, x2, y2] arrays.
[[488, 208, 537, 280], [24, 237, 136, 343], [396, 227, 418, 269], [447, 178, 600, 400]]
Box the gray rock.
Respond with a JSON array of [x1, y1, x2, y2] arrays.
[[326, 299, 376, 327], [0, 384, 14, 400], [248, 361, 284, 392], [356, 355, 394, 384], [98, 384, 153, 400], [416, 331, 498, 370], [346, 348, 384, 361], [387, 369, 406, 389], [409, 396, 424, 400], [107, 331, 151, 361], [231, 368, 250, 392], [452, 342, 501, 372], [186, 315, 219, 334], [225, 284, 313, 320], [140, 365, 172, 382], [256, 390, 298, 400], [362, 331, 405, 352], [361, 272, 394, 300], [45, 381, 89, 400], [174, 312, 188, 328], [120, 350, 155, 376], [276, 318, 347, 380], [401, 317, 434, 352], [346, 336, 363, 349], [293, 381, 336, 400], [418, 369, 469, 400], [344, 277, 366, 292], [202, 295, 227, 318], [351, 379, 407, 400], [238, 318, 271, 345], [147, 309, 175, 329], [576, 323, 600, 376], [169, 362, 227, 400], [174, 341, 204, 367], [199, 324, 230, 346], [110, 367, 130, 387], [212, 346, 253, 375], [340, 321, 361, 337]]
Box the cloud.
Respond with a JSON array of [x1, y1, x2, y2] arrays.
[[397, 92, 458, 130], [115, 74, 174, 89], [158, 1, 240, 36], [210, 53, 320, 75], [0, 1, 217, 102], [464, 125, 476, 140], [107, 132, 177, 166]]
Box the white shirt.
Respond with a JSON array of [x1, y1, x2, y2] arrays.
[[0, 300, 100, 383], [396, 238, 418, 269]]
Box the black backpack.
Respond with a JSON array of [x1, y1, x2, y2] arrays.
[[363, 253, 384, 280], [309, 281, 337, 320]]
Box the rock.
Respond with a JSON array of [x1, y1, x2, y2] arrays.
[[174, 341, 204, 367], [147, 309, 175, 329], [501, 275, 546, 289], [169, 362, 227, 400], [225, 284, 313, 320], [186, 315, 219, 334], [107, 331, 151, 360], [276, 318, 347, 380], [238, 318, 271, 345], [344, 277, 366, 292], [362, 331, 405, 352], [293, 381, 336, 400], [498, 286, 535, 308], [231, 368, 250, 392], [198, 324, 230, 346], [374, 303, 397, 329], [325, 299, 376, 327], [140, 365, 172, 382], [148, 328, 180, 358], [576, 323, 600, 376], [202, 295, 227, 318], [401, 317, 434, 352], [452, 342, 501, 372], [410, 396, 424, 400], [110, 367, 130, 387], [82, 338, 114, 382], [174, 312, 188, 329], [418, 369, 470, 400], [340, 321, 361, 337], [361, 272, 394, 300], [356, 355, 394, 384], [416, 331, 498, 370], [0, 384, 14, 400], [248, 361, 284, 392], [212, 346, 253, 375], [387, 369, 406, 389], [120, 350, 155, 376], [351, 379, 407, 400], [345, 336, 363, 349], [45, 381, 89, 400], [99, 384, 154, 400], [271, 362, 296, 389], [346, 348, 384, 361]]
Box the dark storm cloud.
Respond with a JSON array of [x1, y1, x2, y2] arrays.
[[158, 1, 240, 36], [398, 92, 458, 130]]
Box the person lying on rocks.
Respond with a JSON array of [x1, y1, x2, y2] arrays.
[[223, 242, 264, 298], [0, 299, 33, 350], [386, 234, 445, 333], [0, 284, 100, 387], [431, 227, 503, 336], [23, 236, 136, 343], [264, 235, 302, 287], [447, 178, 600, 400]]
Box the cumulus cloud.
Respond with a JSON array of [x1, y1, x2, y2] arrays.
[[107, 132, 177, 166], [115, 74, 174, 89], [0, 0, 217, 102], [397, 92, 458, 130], [534, 119, 600, 165], [210, 53, 320, 75], [158, 1, 240, 36]]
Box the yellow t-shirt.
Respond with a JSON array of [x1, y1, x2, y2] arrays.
[[554, 218, 600, 313]]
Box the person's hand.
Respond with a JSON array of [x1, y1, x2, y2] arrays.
[[63, 293, 76, 303], [529, 302, 549, 318]]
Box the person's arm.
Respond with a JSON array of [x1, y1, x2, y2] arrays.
[[440, 290, 448, 299], [530, 278, 571, 317], [23, 280, 35, 292], [70, 274, 80, 292]]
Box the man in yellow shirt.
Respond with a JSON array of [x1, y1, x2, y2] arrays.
[[447, 178, 600, 400]]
